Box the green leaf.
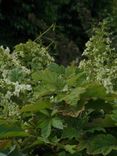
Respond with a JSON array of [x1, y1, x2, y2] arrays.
[[111, 109, 117, 125], [86, 134, 117, 155], [63, 87, 86, 106], [87, 115, 116, 128], [84, 83, 107, 99], [62, 127, 80, 139], [50, 136, 60, 144], [36, 69, 58, 84], [0, 121, 28, 138], [64, 145, 76, 154], [65, 66, 77, 78], [48, 63, 65, 75], [52, 117, 63, 129], [34, 85, 56, 98], [8, 68, 24, 82], [38, 117, 52, 138], [31, 71, 41, 81], [41, 122, 51, 138], [66, 68, 86, 87], [21, 101, 52, 112], [85, 127, 106, 133], [0, 131, 28, 139], [33, 69, 65, 98]]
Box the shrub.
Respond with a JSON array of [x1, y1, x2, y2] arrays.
[[0, 25, 117, 155], [0, 60, 117, 155], [80, 20, 117, 93], [13, 40, 54, 71], [0, 40, 53, 120]]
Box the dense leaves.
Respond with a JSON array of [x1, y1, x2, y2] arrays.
[[0, 45, 117, 155], [0, 9, 117, 155], [80, 19, 117, 93]]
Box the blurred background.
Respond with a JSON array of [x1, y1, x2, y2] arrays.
[[0, 0, 115, 65]]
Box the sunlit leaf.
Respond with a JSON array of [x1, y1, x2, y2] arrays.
[[64, 145, 76, 154], [86, 134, 117, 155], [21, 101, 52, 112], [52, 117, 63, 129]]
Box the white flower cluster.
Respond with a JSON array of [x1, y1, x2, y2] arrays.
[[0, 92, 20, 118], [13, 40, 54, 70], [0, 46, 10, 53], [0, 41, 54, 119], [7, 103, 20, 117], [80, 20, 117, 93], [0, 46, 29, 118], [14, 82, 32, 97]]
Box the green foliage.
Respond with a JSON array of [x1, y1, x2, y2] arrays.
[[79, 134, 117, 155], [1, 43, 117, 156], [13, 40, 54, 71], [80, 19, 117, 93], [0, 23, 117, 155], [0, 40, 53, 120]]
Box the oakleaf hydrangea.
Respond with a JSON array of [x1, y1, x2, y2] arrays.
[[80, 20, 117, 93]]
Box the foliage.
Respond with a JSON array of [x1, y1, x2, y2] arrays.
[[0, 41, 117, 155], [0, 7, 117, 154], [13, 40, 54, 71], [0, 40, 53, 119], [80, 19, 117, 93]]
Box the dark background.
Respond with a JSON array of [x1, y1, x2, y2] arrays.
[[0, 0, 113, 65]]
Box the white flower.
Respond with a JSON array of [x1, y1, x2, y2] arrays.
[[5, 47, 10, 53], [80, 20, 117, 93]]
